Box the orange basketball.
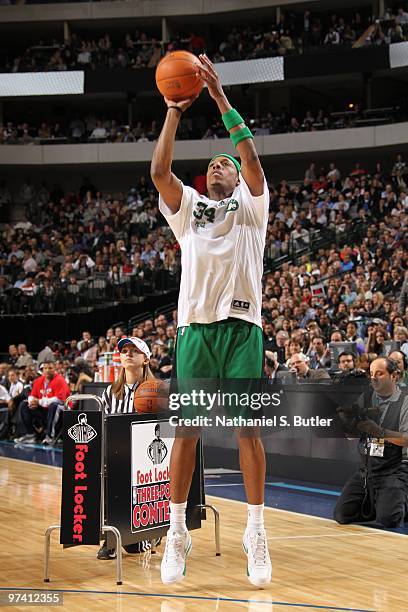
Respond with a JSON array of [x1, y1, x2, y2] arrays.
[[155, 51, 204, 101], [134, 379, 169, 413]]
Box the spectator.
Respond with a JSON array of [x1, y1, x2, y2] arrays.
[[345, 321, 366, 354], [308, 336, 331, 369], [7, 367, 23, 398], [366, 328, 389, 357], [395, 7, 408, 26], [15, 344, 34, 368], [14, 360, 70, 445], [324, 27, 340, 45], [394, 326, 408, 357], [389, 350, 408, 387], [37, 341, 55, 366], [97, 336, 109, 358], [332, 351, 366, 380], [0, 367, 24, 440], [8, 344, 18, 365], [90, 121, 108, 140], [288, 353, 331, 381]]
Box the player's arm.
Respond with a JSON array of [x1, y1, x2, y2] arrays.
[[151, 97, 198, 213], [198, 54, 264, 197]]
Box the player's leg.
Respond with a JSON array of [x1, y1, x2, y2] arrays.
[[161, 324, 217, 584], [169, 434, 199, 502], [238, 434, 265, 504], [221, 320, 272, 586]]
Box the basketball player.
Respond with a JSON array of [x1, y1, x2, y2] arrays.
[[151, 54, 271, 586], [98, 336, 157, 559]]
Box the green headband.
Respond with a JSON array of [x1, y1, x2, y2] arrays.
[[209, 154, 241, 175]]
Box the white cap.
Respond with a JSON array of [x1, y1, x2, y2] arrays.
[[117, 337, 151, 359]]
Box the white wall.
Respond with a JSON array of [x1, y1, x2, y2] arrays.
[[0, 122, 407, 166]]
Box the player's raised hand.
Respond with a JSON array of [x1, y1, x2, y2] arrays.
[[198, 53, 224, 100], [164, 94, 199, 113]]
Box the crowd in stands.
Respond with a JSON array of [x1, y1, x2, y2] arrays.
[[213, 7, 408, 62], [2, 7, 408, 72], [2, 102, 406, 147], [0, 117, 161, 145], [0, 154, 406, 314], [3, 31, 164, 73], [0, 152, 407, 443], [0, 175, 180, 313]]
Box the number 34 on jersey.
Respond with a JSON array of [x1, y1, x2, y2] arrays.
[[193, 199, 239, 228]]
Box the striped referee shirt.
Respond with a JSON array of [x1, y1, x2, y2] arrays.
[[101, 383, 139, 414]]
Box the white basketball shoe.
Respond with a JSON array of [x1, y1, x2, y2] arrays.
[[161, 530, 192, 584], [243, 527, 272, 587]]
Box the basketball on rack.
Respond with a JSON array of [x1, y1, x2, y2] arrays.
[[134, 379, 169, 413], [155, 50, 204, 101]]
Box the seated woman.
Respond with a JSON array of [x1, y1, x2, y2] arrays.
[[97, 335, 160, 559]]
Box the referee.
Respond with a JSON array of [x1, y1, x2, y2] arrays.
[[97, 336, 159, 559]]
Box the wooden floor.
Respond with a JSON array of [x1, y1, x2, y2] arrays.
[[0, 457, 407, 612]]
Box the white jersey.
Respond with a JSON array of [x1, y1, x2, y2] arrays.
[[159, 176, 268, 328]]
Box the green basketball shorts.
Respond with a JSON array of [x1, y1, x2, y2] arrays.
[[175, 318, 263, 379], [170, 318, 264, 422]]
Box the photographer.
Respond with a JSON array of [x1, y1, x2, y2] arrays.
[[334, 357, 408, 528]]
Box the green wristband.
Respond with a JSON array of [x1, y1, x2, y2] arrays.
[[222, 108, 245, 131], [230, 126, 254, 147]]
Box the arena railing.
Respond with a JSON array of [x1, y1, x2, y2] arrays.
[[0, 269, 180, 316]]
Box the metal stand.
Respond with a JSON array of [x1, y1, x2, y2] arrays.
[[43, 394, 123, 585], [101, 525, 123, 585], [150, 538, 159, 555], [44, 525, 60, 582], [198, 503, 221, 556]]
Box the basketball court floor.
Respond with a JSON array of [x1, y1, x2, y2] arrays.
[[0, 442, 407, 611]]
